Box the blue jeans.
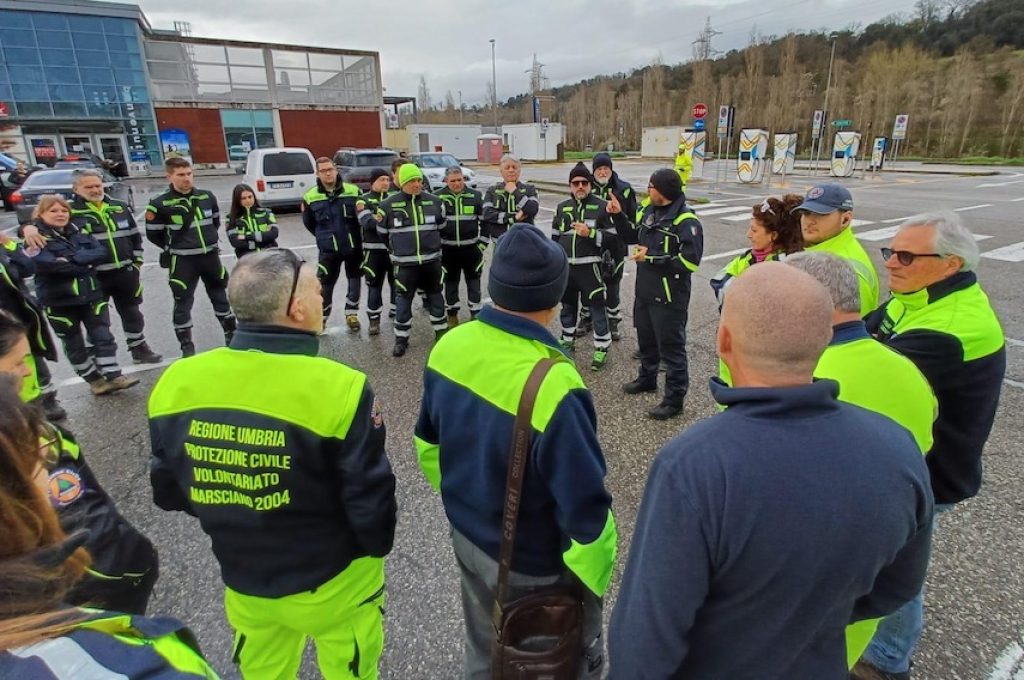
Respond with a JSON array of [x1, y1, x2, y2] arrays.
[[863, 503, 953, 673]]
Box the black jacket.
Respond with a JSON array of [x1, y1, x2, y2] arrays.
[[357, 189, 395, 250], [31, 220, 106, 307], [435, 186, 484, 247], [46, 425, 158, 611], [70, 195, 143, 271], [145, 186, 221, 256], [625, 196, 703, 304], [149, 325, 397, 597], [226, 207, 279, 258], [0, 240, 55, 359], [865, 271, 1006, 504], [482, 181, 539, 237], [551, 193, 627, 265], [364, 190, 446, 266]]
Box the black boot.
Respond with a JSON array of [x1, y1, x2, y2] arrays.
[[40, 392, 67, 421], [392, 337, 409, 357], [623, 377, 657, 394], [648, 400, 683, 420], [175, 328, 195, 358], [609, 318, 621, 341], [131, 342, 163, 364]]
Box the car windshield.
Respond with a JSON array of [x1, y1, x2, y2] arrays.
[[263, 153, 313, 176], [354, 153, 397, 167], [418, 154, 459, 169]]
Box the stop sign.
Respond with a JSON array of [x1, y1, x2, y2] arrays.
[[692, 103, 708, 119]]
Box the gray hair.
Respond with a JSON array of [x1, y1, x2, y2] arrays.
[[72, 168, 104, 187], [499, 154, 520, 168], [785, 251, 861, 314], [899, 211, 979, 272], [444, 165, 464, 178], [227, 249, 301, 323]]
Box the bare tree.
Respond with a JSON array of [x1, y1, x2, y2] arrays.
[[418, 75, 432, 112]]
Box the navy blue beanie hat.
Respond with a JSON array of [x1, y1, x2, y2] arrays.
[[489, 224, 569, 312], [592, 153, 613, 172]]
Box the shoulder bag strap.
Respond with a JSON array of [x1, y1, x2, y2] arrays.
[[492, 357, 559, 630]]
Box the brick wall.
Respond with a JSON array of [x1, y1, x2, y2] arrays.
[[279, 110, 382, 158], [154, 108, 226, 164]]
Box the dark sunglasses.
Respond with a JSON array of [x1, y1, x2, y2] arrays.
[[570, 179, 591, 186], [881, 248, 944, 266]]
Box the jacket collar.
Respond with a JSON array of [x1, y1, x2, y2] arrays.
[[808, 224, 856, 252], [167, 184, 195, 198], [829, 320, 871, 346], [477, 306, 566, 355], [316, 179, 343, 197], [70, 195, 110, 211], [892, 270, 977, 310], [228, 323, 319, 356], [34, 220, 76, 239], [710, 377, 841, 418]]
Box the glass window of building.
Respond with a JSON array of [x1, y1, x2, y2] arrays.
[[221, 109, 275, 163]]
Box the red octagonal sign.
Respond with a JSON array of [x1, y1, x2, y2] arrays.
[[692, 103, 708, 119]]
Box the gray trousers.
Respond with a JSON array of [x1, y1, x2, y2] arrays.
[[452, 529, 604, 680]]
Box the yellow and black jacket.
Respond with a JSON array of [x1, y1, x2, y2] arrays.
[[70, 195, 143, 271], [145, 186, 221, 256], [149, 324, 397, 597], [625, 196, 703, 305], [226, 207, 278, 258]]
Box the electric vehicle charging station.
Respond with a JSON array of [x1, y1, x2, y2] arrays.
[[830, 131, 861, 177], [681, 130, 707, 179], [869, 137, 887, 172], [737, 128, 768, 183], [772, 133, 797, 175]]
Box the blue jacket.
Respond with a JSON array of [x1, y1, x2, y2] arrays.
[[609, 379, 933, 679], [415, 306, 617, 596]]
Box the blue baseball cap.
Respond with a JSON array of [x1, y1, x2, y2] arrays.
[[793, 183, 854, 214]]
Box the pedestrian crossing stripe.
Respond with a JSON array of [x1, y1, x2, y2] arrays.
[[981, 242, 1024, 262], [855, 225, 993, 242]]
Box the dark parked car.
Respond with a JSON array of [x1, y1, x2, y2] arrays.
[[11, 168, 133, 224], [332, 148, 400, 191]]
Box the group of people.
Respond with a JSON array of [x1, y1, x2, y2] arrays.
[[0, 146, 1009, 680]]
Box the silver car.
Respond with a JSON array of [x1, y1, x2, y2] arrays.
[[12, 168, 134, 224], [408, 153, 478, 192]]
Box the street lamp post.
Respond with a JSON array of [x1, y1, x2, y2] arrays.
[[490, 39, 498, 131], [814, 34, 839, 176]]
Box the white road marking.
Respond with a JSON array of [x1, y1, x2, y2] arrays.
[[1007, 338, 1024, 348], [59, 357, 175, 387], [701, 247, 749, 262], [955, 204, 994, 212], [1011, 197, 1024, 202], [139, 244, 318, 269], [696, 205, 751, 216], [982, 242, 1024, 263], [856, 225, 992, 242], [1006, 379, 1024, 391], [987, 637, 1024, 679]]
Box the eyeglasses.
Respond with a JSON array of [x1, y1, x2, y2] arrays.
[[570, 180, 590, 187], [280, 249, 305, 310], [881, 248, 945, 266]]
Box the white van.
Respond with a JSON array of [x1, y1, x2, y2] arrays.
[[243, 147, 316, 209]]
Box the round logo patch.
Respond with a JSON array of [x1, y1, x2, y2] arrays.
[[48, 468, 84, 507], [806, 186, 824, 200]]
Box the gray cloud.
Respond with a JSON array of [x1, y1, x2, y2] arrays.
[[131, 0, 918, 105]]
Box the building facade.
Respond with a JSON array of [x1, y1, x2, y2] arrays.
[[0, 0, 384, 173]]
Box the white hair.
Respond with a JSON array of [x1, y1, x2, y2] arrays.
[[499, 154, 520, 167], [899, 211, 979, 272], [786, 251, 861, 314]]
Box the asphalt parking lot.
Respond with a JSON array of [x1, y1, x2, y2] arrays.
[[5, 160, 1023, 678]]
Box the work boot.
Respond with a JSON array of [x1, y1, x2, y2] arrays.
[[849, 661, 910, 680], [175, 329, 195, 358], [88, 377, 116, 396], [648, 400, 683, 420], [559, 338, 575, 353], [131, 342, 163, 364], [106, 374, 140, 393], [39, 393, 67, 421], [447, 312, 459, 329], [591, 349, 608, 371], [368, 317, 381, 336], [392, 337, 409, 357], [346, 314, 361, 332], [219, 315, 237, 346], [623, 377, 658, 394], [575, 317, 593, 338], [609, 319, 621, 341]]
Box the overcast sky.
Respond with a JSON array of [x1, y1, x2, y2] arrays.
[[131, 0, 920, 106]]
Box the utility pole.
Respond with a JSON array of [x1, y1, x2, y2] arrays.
[[490, 39, 498, 131], [691, 17, 721, 62], [814, 33, 839, 176], [458, 90, 463, 124]]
